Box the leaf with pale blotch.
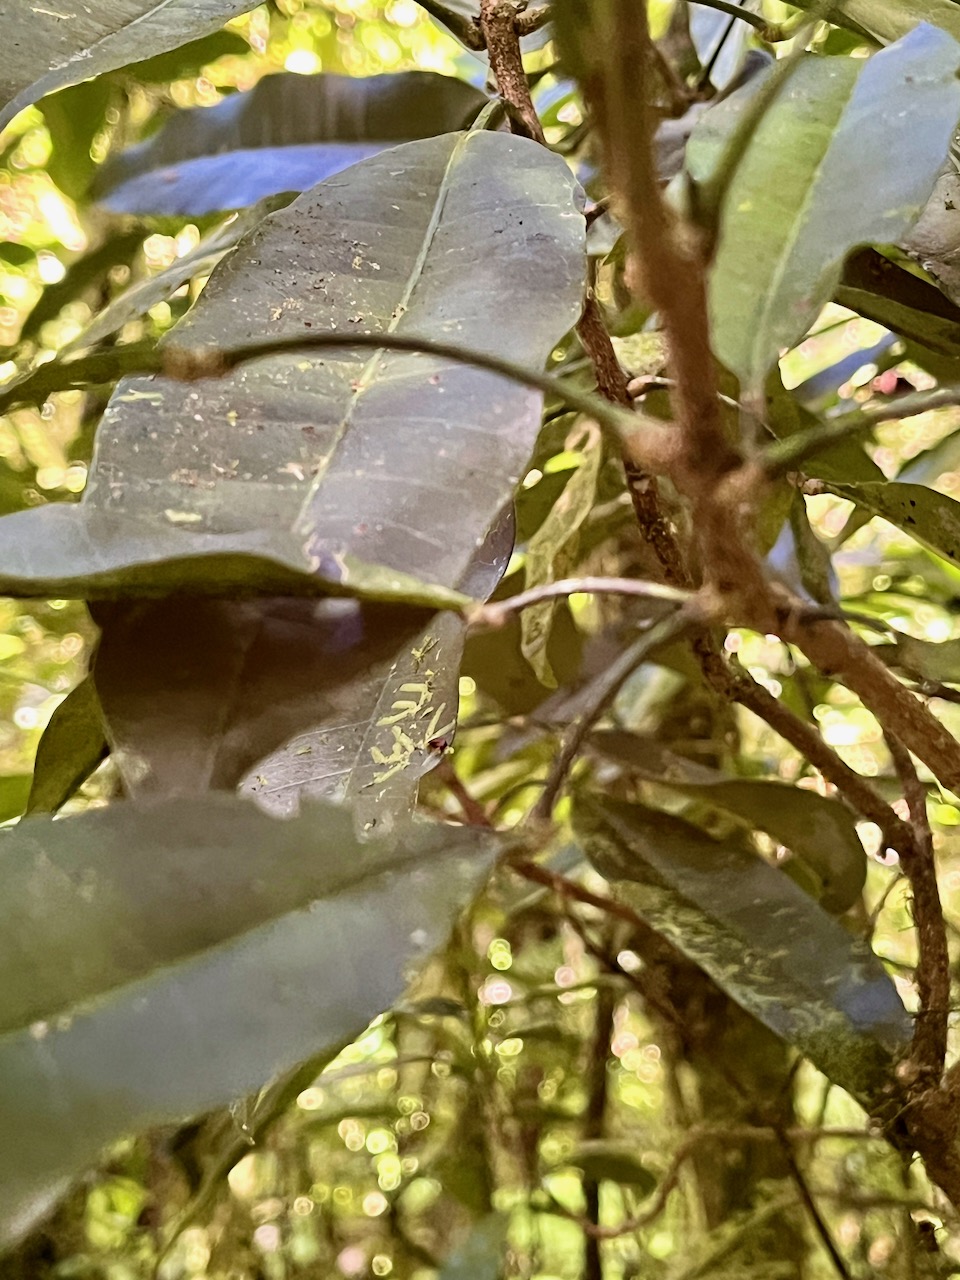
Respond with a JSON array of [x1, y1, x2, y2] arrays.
[[689, 24, 960, 389], [0, 794, 496, 1249], [588, 732, 865, 913], [573, 794, 910, 1107]]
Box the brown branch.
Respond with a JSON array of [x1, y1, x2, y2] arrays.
[[478, 0, 545, 143], [726, 661, 913, 851], [886, 735, 949, 1086], [770, 604, 960, 795]]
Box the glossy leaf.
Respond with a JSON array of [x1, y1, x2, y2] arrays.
[[0, 794, 496, 1248], [588, 732, 865, 913], [689, 23, 960, 388], [0, 0, 262, 135], [25, 677, 106, 816], [573, 794, 911, 1106], [0, 133, 584, 602], [96, 71, 488, 214]]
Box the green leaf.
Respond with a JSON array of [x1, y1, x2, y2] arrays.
[[573, 794, 911, 1106], [692, 24, 960, 389], [521, 426, 601, 687], [588, 732, 866, 913], [0, 1, 262, 134], [25, 676, 106, 816], [568, 1141, 658, 1194], [0, 133, 584, 601], [121, 30, 250, 83], [790, 0, 960, 43], [837, 248, 960, 357], [38, 79, 115, 201], [880, 631, 960, 684], [63, 200, 287, 355], [0, 794, 496, 1248], [12, 232, 147, 351], [821, 480, 960, 569], [0, 775, 32, 824]]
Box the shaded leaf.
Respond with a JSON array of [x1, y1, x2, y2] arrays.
[[96, 511, 509, 828], [689, 24, 960, 388], [0, 133, 584, 601], [876, 631, 960, 684], [122, 30, 250, 83], [588, 732, 865, 913], [25, 677, 107, 816], [568, 1141, 658, 1194], [573, 794, 910, 1106], [837, 247, 960, 358], [0, 794, 496, 1248], [63, 200, 288, 355], [789, 0, 960, 43], [96, 72, 488, 215], [11, 231, 147, 352], [39, 79, 115, 201], [0, 775, 31, 824]]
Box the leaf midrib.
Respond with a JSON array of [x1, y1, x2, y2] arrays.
[[293, 131, 472, 532]]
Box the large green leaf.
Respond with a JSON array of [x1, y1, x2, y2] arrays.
[[689, 23, 960, 388], [0, 133, 584, 600], [96, 71, 488, 215], [0, 1, 261, 134], [0, 794, 496, 1248], [588, 732, 866, 913], [91, 510, 511, 829], [573, 794, 911, 1107], [789, 0, 960, 43]]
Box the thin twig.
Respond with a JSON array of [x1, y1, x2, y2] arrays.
[[728, 662, 913, 851], [1, 331, 673, 467], [773, 1130, 852, 1280], [470, 575, 692, 626], [532, 604, 703, 818]]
